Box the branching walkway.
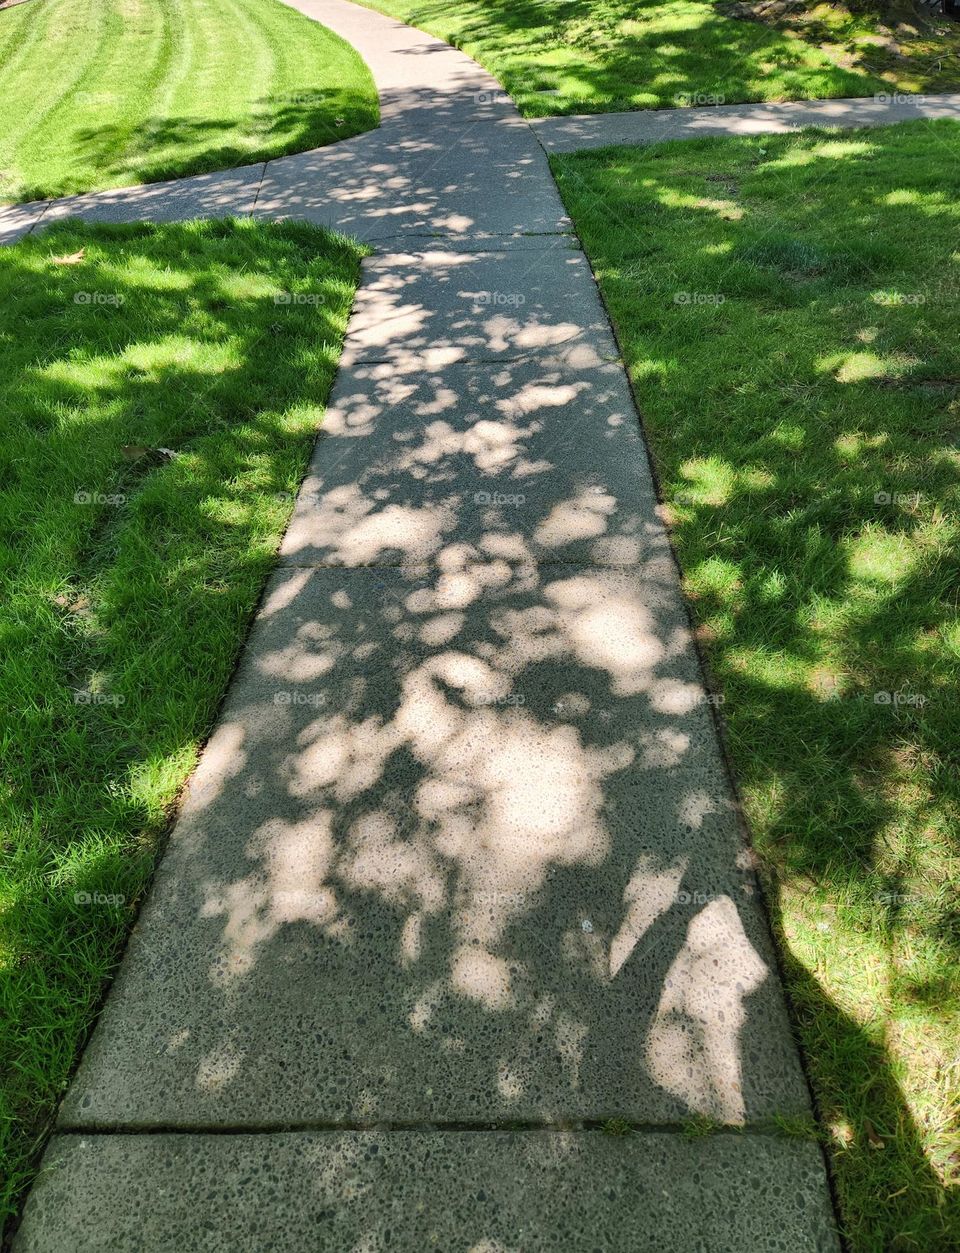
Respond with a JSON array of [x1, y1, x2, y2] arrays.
[[15, 2, 955, 1248], [3, 36, 958, 244]]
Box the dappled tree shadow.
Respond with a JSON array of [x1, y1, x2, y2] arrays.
[[716, 0, 960, 97], [0, 217, 364, 1230], [9, 88, 378, 205], [57, 342, 812, 1133], [15, 220, 945, 1250], [553, 121, 960, 1245], [385, 0, 882, 113]]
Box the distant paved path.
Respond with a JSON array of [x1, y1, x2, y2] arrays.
[[532, 91, 960, 152], [14, 2, 843, 1250]]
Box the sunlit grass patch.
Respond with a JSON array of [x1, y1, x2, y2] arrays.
[[554, 118, 960, 1250], [0, 217, 365, 1226]]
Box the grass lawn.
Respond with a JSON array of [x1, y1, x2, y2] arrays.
[[554, 119, 960, 1250], [0, 0, 379, 204], [360, 0, 960, 116], [0, 217, 365, 1228]]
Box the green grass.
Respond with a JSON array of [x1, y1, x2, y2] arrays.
[[0, 0, 379, 204], [724, 0, 960, 99], [358, 0, 958, 116], [0, 217, 365, 1227], [553, 119, 960, 1251]]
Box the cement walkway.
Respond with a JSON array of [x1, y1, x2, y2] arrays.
[[11, 3, 851, 1249], [532, 90, 960, 152]]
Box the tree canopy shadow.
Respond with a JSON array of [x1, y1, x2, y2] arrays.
[[551, 119, 960, 1247]]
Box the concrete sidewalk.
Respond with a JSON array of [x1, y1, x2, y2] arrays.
[[13, 2, 842, 1249], [531, 91, 960, 152]]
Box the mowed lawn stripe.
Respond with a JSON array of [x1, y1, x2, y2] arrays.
[[0, 0, 379, 203], [0, 0, 109, 146], [188, 0, 277, 138], [66, 0, 176, 178]]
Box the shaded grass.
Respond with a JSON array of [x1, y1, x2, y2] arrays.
[[359, 0, 903, 116], [0, 217, 365, 1227], [723, 0, 960, 99], [0, 0, 379, 204], [553, 119, 960, 1250]]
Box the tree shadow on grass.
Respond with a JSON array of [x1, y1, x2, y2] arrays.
[[6, 88, 379, 205], [716, 0, 960, 97], [552, 120, 960, 1246], [0, 187, 956, 1248], [0, 216, 366, 1227], [393, 0, 883, 113]]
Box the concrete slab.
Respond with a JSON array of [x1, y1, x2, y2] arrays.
[[278, 360, 659, 567], [375, 90, 518, 131], [60, 564, 809, 1130], [369, 234, 582, 254], [341, 247, 613, 366], [0, 200, 47, 245], [256, 119, 571, 241], [532, 92, 960, 153], [34, 163, 266, 229], [14, 1131, 841, 1252]]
